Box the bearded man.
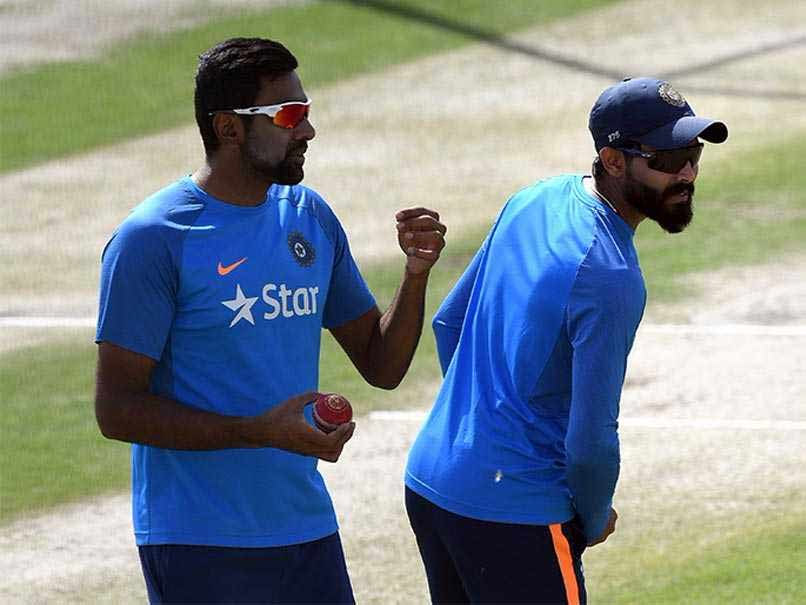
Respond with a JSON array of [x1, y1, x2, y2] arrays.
[[404, 77, 727, 604]]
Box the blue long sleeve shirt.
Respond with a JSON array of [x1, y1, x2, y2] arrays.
[[405, 174, 646, 541]]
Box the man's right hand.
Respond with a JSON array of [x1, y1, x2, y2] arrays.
[[587, 507, 618, 547], [253, 392, 355, 462], [95, 343, 355, 455]]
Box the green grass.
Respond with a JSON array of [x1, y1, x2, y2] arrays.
[[324, 130, 806, 404], [0, 0, 616, 173], [0, 239, 477, 523], [3, 128, 805, 523], [318, 229, 483, 411], [1, 131, 804, 604], [593, 517, 806, 604], [0, 340, 129, 521], [632, 132, 806, 301]]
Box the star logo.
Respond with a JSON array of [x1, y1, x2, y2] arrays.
[[221, 284, 258, 327]]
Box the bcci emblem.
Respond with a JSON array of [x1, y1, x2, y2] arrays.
[[287, 231, 315, 267], [658, 81, 686, 108]]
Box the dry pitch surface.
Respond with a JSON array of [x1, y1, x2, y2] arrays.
[[2, 258, 804, 603], [1, 0, 805, 602], [2, 0, 806, 321]]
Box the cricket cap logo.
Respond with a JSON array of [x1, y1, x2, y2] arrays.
[[658, 81, 686, 108]]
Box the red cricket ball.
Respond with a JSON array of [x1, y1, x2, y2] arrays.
[[313, 393, 353, 433]]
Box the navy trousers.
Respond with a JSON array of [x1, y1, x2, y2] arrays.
[[406, 487, 587, 604], [138, 532, 354, 604]]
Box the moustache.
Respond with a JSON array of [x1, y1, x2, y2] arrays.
[[287, 142, 308, 155], [665, 182, 695, 198]]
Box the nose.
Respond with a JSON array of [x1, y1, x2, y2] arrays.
[[293, 118, 315, 142], [677, 160, 697, 183]]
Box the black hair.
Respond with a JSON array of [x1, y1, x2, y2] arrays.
[[592, 156, 606, 179], [592, 143, 639, 184], [194, 38, 298, 156]]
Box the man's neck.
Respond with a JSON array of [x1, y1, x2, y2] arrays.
[[584, 176, 643, 230], [192, 162, 272, 207]]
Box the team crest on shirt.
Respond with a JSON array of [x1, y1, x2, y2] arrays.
[[658, 81, 686, 108], [287, 231, 316, 267]]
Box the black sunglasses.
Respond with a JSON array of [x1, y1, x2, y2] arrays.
[[621, 143, 703, 174]]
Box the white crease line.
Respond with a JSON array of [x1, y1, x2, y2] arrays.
[[369, 410, 428, 422], [639, 324, 806, 336], [1, 318, 805, 335], [0, 317, 96, 327], [369, 410, 806, 430], [618, 417, 806, 430]]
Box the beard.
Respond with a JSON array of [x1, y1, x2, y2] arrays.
[[241, 130, 307, 185], [623, 165, 695, 233]]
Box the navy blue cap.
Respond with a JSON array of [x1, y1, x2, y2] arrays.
[[589, 77, 728, 151]]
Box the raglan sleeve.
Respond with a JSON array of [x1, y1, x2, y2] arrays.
[[564, 256, 644, 542], [95, 221, 178, 360], [432, 242, 485, 375]]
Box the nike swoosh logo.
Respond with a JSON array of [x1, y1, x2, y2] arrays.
[[217, 257, 247, 276]]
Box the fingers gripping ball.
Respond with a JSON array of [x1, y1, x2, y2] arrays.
[[313, 393, 353, 433]]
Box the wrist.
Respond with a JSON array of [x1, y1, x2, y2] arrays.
[[232, 415, 265, 448], [403, 266, 431, 282]]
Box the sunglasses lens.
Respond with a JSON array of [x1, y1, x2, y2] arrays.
[[649, 145, 702, 173], [273, 103, 309, 129]]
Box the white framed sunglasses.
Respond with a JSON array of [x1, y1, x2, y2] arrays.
[[209, 98, 311, 129]]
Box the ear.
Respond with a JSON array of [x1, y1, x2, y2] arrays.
[[212, 113, 246, 148], [599, 147, 627, 178]]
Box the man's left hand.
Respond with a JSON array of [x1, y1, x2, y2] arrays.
[[396, 207, 447, 276]]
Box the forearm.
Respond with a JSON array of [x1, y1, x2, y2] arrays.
[[566, 383, 621, 540], [566, 444, 620, 541], [95, 390, 261, 450], [366, 270, 429, 388], [331, 206, 445, 389]]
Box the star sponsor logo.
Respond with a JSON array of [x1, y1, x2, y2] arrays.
[[287, 231, 315, 267], [221, 284, 259, 327], [262, 283, 320, 320], [220, 282, 321, 327]]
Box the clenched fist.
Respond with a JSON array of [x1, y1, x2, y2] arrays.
[[395, 207, 447, 276]]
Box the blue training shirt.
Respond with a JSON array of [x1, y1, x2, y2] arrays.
[[96, 177, 375, 547], [405, 174, 646, 541]]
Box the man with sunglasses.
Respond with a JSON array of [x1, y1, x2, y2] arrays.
[[95, 38, 446, 603], [405, 77, 727, 603]]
